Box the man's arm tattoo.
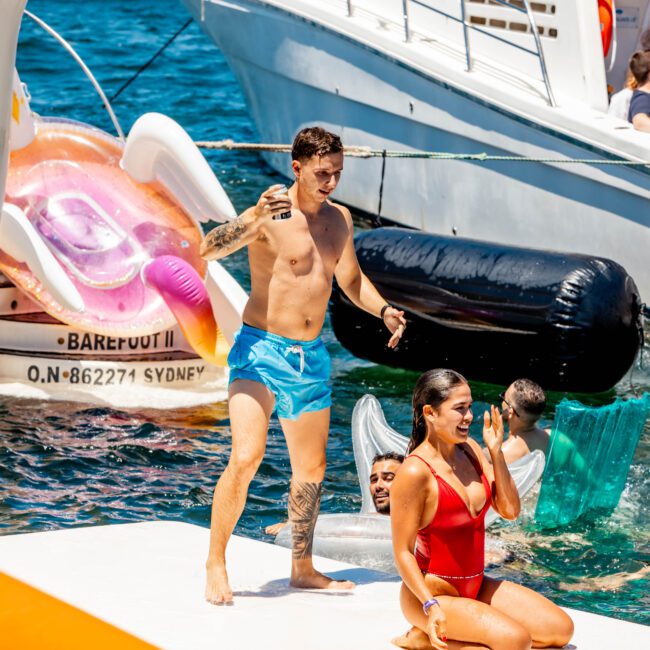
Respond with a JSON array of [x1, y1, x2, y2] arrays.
[[201, 216, 248, 256], [288, 480, 322, 560]]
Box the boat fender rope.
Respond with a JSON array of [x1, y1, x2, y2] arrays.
[[194, 141, 650, 166], [633, 297, 645, 356], [627, 300, 646, 395], [377, 149, 387, 222]]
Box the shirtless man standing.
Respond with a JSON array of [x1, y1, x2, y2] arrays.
[[200, 127, 407, 604]]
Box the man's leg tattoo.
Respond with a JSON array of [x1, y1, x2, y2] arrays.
[[288, 480, 322, 560]]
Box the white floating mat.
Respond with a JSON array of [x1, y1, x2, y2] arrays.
[[0, 522, 647, 649]]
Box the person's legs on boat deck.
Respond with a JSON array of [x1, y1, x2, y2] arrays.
[[205, 379, 275, 604], [281, 407, 354, 591]]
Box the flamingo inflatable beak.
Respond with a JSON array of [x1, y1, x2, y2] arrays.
[[142, 255, 229, 366]]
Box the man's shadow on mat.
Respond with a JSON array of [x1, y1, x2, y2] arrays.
[[235, 567, 399, 598]]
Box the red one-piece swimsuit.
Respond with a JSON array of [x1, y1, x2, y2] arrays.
[[409, 446, 493, 599]]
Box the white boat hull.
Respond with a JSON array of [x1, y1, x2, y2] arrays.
[[186, 0, 650, 302], [0, 288, 227, 408]]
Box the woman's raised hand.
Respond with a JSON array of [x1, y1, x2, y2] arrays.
[[483, 404, 504, 455]]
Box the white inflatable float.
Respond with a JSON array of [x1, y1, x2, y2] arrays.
[[0, 3, 248, 407], [2, 521, 647, 650], [276, 394, 545, 572]]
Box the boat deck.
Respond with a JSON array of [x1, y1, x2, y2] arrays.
[[236, 0, 650, 161], [0, 521, 647, 649]]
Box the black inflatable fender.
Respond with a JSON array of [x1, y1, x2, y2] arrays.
[[329, 228, 642, 392]]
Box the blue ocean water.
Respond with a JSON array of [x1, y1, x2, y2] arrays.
[[2, 0, 648, 626]]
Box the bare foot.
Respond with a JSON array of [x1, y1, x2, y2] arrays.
[[264, 521, 288, 536], [392, 627, 431, 650], [290, 568, 355, 591], [205, 563, 233, 604]]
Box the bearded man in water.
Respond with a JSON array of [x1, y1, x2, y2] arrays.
[[200, 127, 407, 604]]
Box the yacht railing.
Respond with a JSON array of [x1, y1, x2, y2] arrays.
[[347, 0, 556, 107]]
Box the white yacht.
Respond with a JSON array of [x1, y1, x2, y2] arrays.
[[184, 0, 650, 302]]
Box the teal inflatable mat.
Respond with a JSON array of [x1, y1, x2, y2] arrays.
[[535, 393, 649, 528]]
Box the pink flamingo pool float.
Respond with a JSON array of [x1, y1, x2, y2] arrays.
[[2, 61, 239, 366]]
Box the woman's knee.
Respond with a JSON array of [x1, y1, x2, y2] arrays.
[[538, 609, 574, 647], [493, 621, 532, 650]]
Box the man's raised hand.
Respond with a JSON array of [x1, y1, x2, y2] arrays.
[[254, 184, 293, 222]]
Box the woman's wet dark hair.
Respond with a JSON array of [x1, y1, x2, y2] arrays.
[[407, 369, 468, 454]]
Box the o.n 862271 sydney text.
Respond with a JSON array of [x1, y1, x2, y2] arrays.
[[25, 364, 208, 386]]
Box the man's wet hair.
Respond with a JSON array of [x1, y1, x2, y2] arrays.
[[629, 50, 650, 86], [510, 378, 546, 419], [291, 126, 343, 162], [372, 451, 405, 465]]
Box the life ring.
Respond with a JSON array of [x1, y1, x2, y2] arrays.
[[599, 0, 614, 57]]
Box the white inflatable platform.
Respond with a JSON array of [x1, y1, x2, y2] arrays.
[[0, 522, 647, 649]]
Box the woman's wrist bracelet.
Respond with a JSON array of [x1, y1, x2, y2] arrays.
[[422, 598, 439, 615], [380, 303, 391, 319]]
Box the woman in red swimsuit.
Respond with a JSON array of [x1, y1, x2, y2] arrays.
[[391, 369, 573, 650]]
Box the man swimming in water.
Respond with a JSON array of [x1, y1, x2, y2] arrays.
[[369, 452, 404, 515], [201, 127, 407, 604], [499, 379, 549, 464], [265, 452, 405, 536]]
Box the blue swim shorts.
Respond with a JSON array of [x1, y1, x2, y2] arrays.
[[227, 323, 332, 420]]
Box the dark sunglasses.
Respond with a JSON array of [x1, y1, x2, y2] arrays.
[[498, 392, 519, 417]]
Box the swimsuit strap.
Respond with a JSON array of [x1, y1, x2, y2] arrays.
[[408, 453, 437, 476], [410, 447, 491, 500], [410, 448, 490, 491], [409, 448, 483, 477]]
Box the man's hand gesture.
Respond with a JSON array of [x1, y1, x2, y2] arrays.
[[383, 306, 406, 349]]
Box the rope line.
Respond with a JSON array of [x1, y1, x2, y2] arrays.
[[377, 149, 387, 218], [194, 139, 650, 166], [110, 19, 193, 103]]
